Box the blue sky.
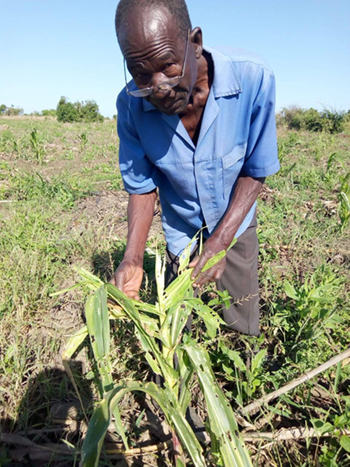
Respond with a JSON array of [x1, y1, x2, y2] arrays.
[[1, 0, 349, 118]]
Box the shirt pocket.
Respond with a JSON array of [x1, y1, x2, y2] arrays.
[[221, 144, 246, 199]]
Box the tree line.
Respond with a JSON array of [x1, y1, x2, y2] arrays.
[[276, 106, 350, 134], [0, 97, 105, 123]]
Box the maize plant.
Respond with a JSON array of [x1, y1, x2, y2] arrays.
[[338, 191, 350, 231], [62, 238, 252, 467], [29, 128, 45, 164]]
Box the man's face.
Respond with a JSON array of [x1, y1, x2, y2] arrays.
[[119, 6, 198, 115]]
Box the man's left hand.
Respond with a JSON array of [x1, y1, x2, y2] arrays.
[[189, 236, 228, 287]]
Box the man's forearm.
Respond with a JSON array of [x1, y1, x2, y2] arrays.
[[123, 189, 157, 264], [212, 175, 265, 248]]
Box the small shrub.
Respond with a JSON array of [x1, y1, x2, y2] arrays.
[[322, 109, 346, 134], [56, 97, 79, 123], [303, 108, 324, 132], [41, 109, 57, 117], [56, 96, 104, 123]]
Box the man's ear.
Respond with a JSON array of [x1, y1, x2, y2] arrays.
[[191, 27, 203, 59]]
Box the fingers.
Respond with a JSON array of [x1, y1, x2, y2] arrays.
[[192, 269, 215, 287], [109, 274, 117, 286], [128, 291, 140, 301], [188, 256, 199, 269], [110, 261, 143, 300], [191, 255, 226, 287], [115, 270, 127, 291], [190, 253, 210, 281], [110, 272, 140, 300]]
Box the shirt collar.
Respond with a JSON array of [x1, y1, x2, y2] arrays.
[[205, 47, 242, 98], [142, 46, 242, 112]]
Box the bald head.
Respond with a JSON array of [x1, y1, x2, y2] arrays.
[[115, 0, 192, 41]]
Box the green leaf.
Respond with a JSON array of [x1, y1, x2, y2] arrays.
[[178, 231, 200, 274], [81, 384, 129, 466], [251, 349, 267, 374], [62, 325, 88, 360], [155, 250, 166, 309], [105, 283, 174, 382], [188, 299, 225, 338], [85, 286, 113, 393], [284, 280, 298, 300], [219, 343, 246, 373], [226, 237, 237, 251], [164, 269, 193, 311], [311, 419, 334, 435], [177, 349, 193, 412], [340, 435, 350, 453], [200, 238, 237, 273], [202, 250, 226, 272], [170, 302, 192, 348], [81, 381, 206, 467], [184, 341, 252, 467]]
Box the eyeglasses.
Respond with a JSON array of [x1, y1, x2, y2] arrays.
[[124, 30, 190, 98]]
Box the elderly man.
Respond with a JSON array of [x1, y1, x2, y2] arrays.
[[111, 0, 279, 336]]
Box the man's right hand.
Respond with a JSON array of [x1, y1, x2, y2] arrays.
[[110, 260, 143, 300]]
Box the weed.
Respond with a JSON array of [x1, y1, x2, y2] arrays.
[[6, 171, 88, 208], [214, 338, 267, 406], [271, 266, 343, 355]]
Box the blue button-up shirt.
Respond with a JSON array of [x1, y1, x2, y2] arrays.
[[117, 47, 280, 256]]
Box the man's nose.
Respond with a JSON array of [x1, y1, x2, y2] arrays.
[[150, 73, 170, 99]]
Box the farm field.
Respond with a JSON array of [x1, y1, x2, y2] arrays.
[[0, 116, 349, 466]]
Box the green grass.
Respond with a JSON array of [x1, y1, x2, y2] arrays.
[[0, 116, 349, 466]]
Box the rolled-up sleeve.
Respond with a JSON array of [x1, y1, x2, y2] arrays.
[[117, 92, 159, 194], [242, 70, 280, 178]]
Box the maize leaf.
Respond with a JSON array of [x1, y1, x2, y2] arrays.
[[85, 286, 129, 450], [155, 250, 166, 313], [178, 232, 200, 274], [81, 381, 206, 467], [85, 286, 113, 394], [62, 325, 88, 360], [197, 237, 237, 273], [163, 269, 193, 311], [105, 283, 177, 383], [186, 298, 225, 338], [177, 348, 193, 412], [183, 341, 253, 467], [170, 301, 192, 349]]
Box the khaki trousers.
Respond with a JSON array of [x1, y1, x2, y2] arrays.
[[165, 213, 260, 336]]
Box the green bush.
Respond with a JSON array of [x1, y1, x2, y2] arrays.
[[276, 106, 304, 130], [303, 108, 324, 132], [322, 109, 346, 133], [56, 97, 78, 122], [56, 96, 104, 123], [41, 109, 57, 117]]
